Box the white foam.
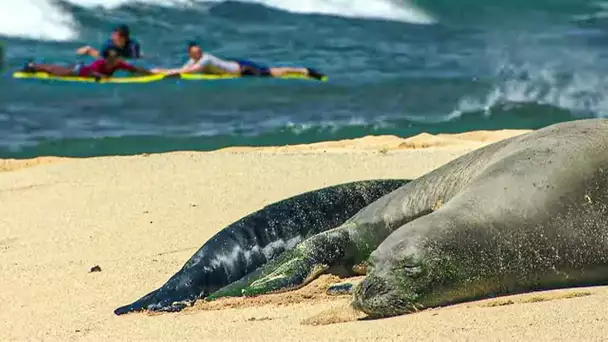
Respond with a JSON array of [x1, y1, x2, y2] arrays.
[[0, 0, 434, 41], [64, 0, 193, 7], [0, 0, 76, 41], [234, 0, 435, 24], [450, 35, 608, 119]]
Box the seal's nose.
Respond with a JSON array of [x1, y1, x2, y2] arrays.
[[351, 275, 389, 313]]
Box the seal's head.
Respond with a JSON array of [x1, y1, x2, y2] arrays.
[[352, 225, 483, 318], [351, 238, 429, 318]]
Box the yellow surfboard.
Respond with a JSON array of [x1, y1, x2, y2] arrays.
[[12, 71, 327, 83], [179, 73, 328, 82], [12, 71, 166, 83]]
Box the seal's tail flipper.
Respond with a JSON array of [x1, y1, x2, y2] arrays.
[[114, 286, 195, 315], [114, 289, 161, 315]]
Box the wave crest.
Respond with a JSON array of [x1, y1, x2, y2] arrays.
[[0, 0, 434, 41]]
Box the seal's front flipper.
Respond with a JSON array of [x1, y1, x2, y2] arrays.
[[243, 227, 354, 296], [206, 265, 272, 300], [242, 251, 329, 296], [208, 226, 353, 299], [206, 247, 327, 299]]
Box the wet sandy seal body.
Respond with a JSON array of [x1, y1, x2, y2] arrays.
[[114, 179, 409, 315]]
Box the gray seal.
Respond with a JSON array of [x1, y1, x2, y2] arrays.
[[207, 119, 608, 320], [352, 118, 608, 317], [114, 179, 409, 315]]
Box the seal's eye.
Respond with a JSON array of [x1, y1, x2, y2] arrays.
[[403, 265, 423, 278]]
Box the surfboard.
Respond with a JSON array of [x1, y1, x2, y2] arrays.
[[11, 71, 327, 83], [12, 71, 166, 83], [179, 73, 328, 82]]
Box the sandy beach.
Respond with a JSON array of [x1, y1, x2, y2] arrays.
[[2, 129, 608, 342]]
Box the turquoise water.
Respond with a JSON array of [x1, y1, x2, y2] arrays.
[[0, 0, 606, 158]]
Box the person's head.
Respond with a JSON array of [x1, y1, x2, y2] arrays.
[[102, 47, 121, 66], [187, 41, 203, 60], [111, 24, 131, 47]]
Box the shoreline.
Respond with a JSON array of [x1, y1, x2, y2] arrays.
[[0, 129, 531, 172]]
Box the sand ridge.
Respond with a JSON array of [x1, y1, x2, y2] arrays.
[[0, 129, 530, 173], [216, 130, 531, 153]]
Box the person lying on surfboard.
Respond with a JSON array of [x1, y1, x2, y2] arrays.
[[20, 47, 152, 79], [151, 42, 326, 80], [76, 24, 142, 59]]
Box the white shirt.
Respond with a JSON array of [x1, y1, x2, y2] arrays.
[[184, 53, 240, 74]]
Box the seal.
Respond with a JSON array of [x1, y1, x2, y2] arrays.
[[207, 119, 608, 320], [351, 118, 608, 317], [113, 179, 409, 315]]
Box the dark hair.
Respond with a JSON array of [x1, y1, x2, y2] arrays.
[[102, 47, 118, 58], [114, 24, 130, 38], [187, 41, 199, 49]]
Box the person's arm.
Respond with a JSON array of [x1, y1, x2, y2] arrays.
[[152, 61, 203, 76], [119, 61, 152, 75], [152, 58, 207, 75], [79, 39, 114, 58], [76, 45, 100, 58], [151, 67, 191, 75]]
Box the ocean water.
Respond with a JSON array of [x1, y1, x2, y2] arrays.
[[1, 0, 607, 158]]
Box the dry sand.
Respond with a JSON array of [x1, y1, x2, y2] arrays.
[[2, 130, 607, 341]]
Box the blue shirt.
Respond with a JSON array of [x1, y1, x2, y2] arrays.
[[100, 38, 141, 59]]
